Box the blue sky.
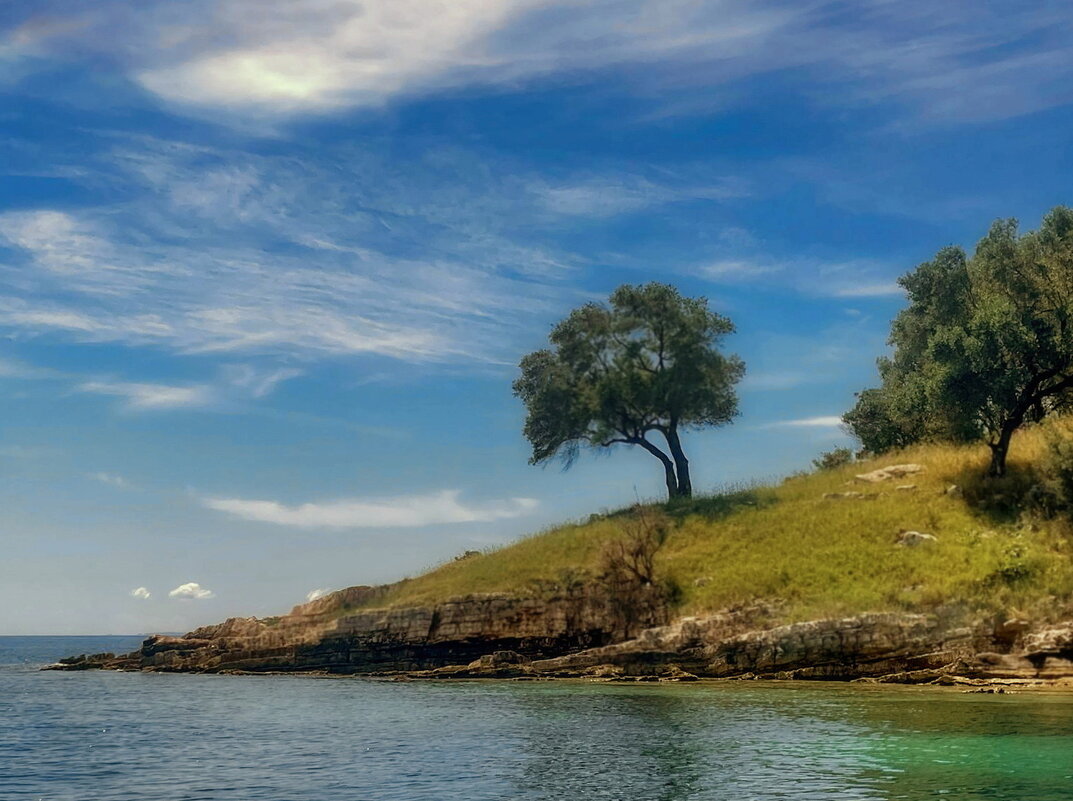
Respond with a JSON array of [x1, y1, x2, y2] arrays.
[[2, 1, 1072, 634]]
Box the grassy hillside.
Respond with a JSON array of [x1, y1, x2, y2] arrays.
[[351, 420, 1073, 624]]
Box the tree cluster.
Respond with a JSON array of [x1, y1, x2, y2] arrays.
[[844, 206, 1073, 476]]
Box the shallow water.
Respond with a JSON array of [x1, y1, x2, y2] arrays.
[[3, 636, 1072, 800]]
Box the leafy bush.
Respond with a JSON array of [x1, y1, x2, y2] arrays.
[[812, 447, 854, 472], [1038, 417, 1073, 514], [984, 538, 1037, 587]]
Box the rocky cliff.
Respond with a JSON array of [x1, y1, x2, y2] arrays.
[[49, 583, 1073, 686], [55, 583, 668, 674]]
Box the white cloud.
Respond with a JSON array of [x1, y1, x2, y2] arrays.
[[0, 139, 576, 364], [767, 416, 845, 429], [305, 587, 332, 602], [135, 0, 523, 114], [79, 381, 211, 410], [740, 370, 810, 392], [700, 259, 776, 282], [168, 582, 215, 600], [0, 357, 65, 380], [831, 282, 904, 298], [203, 489, 539, 528], [5, 1, 1072, 125], [221, 364, 303, 398], [130, 586, 151, 600], [535, 177, 745, 218], [89, 472, 130, 488]]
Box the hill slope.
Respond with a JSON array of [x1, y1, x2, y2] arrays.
[[354, 421, 1073, 625]]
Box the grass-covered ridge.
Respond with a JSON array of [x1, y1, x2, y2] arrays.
[[346, 420, 1073, 624]]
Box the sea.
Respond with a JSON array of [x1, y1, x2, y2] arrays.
[[2, 635, 1072, 800]]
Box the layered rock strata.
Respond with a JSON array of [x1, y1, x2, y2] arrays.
[[48, 586, 1073, 684]]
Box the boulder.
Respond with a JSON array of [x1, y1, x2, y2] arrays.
[[896, 530, 937, 547], [855, 464, 924, 483]]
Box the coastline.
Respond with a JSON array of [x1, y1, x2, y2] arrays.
[[44, 599, 1073, 691]]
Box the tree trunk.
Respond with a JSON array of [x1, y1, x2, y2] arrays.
[[663, 425, 692, 499], [988, 423, 1016, 478], [635, 437, 681, 499]]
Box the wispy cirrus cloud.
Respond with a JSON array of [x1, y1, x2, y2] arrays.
[[220, 365, 304, 399], [89, 472, 131, 488], [0, 139, 583, 365], [831, 282, 904, 298], [696, 251, 904, 299], [764, 415, 845, 429], [203, 489, 538, 528], [699, 259, 777, 282], [4, 1, 1072, 125], [79, 381, 211, 410], [534, 176, 747, 218]]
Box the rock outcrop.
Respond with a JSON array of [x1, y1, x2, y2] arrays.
[[529, 610, 981, 679], [854, 464, 924, 483], [46, 582, 1073, 685], [50, 584, 669, 675]]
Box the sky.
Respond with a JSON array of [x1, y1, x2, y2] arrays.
[[2, 1, 1072, 634]]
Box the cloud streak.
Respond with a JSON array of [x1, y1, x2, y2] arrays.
[[204, 489, 538, 528], [4, 1, 1072, 124], [0, 139, 581, 365], [79, 381, 211, 410], [89, 472, 131, 488], [765, 415, 845, 429]]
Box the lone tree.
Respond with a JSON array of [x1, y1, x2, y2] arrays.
[[844, 206, 1073, 477], [513, 282, 744, 499]]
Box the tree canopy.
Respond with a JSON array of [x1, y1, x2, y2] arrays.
[[513, 282, 744, 498], [844, 206, 1073, 476]]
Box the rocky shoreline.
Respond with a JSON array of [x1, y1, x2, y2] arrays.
[[45, 584, 1073, 688]]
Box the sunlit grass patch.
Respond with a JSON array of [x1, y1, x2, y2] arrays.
[[343, 418, 1073, 625]]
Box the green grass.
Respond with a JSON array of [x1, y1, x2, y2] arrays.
[[343, 421, 1073, 625]]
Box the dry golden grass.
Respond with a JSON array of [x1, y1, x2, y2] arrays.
[[348, 420, 1073, 624]]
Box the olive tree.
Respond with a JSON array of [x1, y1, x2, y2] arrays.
[[513, 282, 744, 499], [844, 206, 1073, 477]]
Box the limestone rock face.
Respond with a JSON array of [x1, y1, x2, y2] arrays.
[[125, 585, 669, 674], [45, 578, 1073, 684], [1024, 623, 1073, 657], [533, 611, 979, 680]]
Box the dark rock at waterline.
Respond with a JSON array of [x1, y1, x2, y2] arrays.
[[44, 583, 1073, 685]]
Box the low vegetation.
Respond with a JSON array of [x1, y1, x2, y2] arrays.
[[345, 417, 1073, 625]]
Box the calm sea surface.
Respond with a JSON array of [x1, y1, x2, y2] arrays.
[[2, 635, 1072, 800]]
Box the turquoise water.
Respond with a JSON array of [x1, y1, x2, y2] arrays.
[[2, 636, 1072, 800]]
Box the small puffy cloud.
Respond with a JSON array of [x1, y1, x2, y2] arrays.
[[130, 586, 151, 600], [306, 587, 332, 602], [203, 489, 538, 528], [79, 381, 212, 410], [90, 472, 130, 488], [168, 582, 215, 600]]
